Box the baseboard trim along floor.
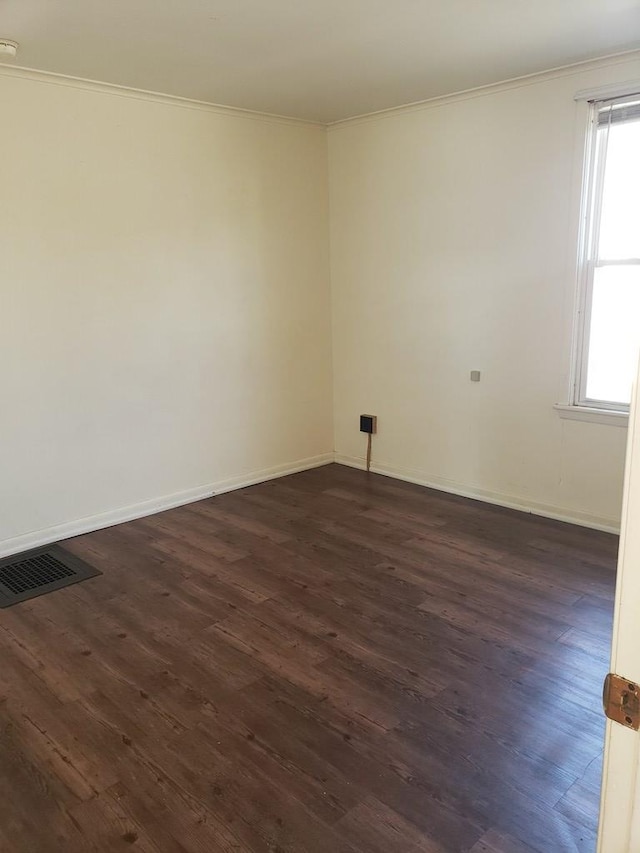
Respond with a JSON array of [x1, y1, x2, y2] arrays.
[[0, 453, 334, 559]]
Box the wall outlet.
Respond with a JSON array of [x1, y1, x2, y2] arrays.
[[360, 414, 377, 434]]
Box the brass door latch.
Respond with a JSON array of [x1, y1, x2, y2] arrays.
[[603, 673, 640, 731]]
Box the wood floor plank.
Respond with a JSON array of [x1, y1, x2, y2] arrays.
[[553, 754, 604, 835], [0, 464, 616, 852], [468, 829, 540, 853], [335, 795, 448, 852]]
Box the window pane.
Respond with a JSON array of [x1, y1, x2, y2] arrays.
[[598, 120, 640, 260], [585, 266, 640, 405]]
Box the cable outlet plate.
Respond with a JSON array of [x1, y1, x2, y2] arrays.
[[360, 415, 377, 434]]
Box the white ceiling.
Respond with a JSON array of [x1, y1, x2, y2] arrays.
[[2, 0, 640, 123]]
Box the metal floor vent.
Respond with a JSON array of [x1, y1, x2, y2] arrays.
[[0, 545, 101, 608]]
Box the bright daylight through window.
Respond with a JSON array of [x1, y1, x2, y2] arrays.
[[576, 95, 640, 411]]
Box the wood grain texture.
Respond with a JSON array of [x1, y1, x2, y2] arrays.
[[0, 464, 616, 852]]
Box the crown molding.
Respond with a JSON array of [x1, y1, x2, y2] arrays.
[[2, 47, 640, 130], [0, 63, 326, 130], [327, 48, 640, 131]]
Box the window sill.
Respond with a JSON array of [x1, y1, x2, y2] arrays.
[[554, 403, 629, 426]]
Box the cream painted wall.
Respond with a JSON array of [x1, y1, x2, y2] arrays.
[[2, 53, 637, 555], [329, 55, 640, 531], [0, 72, 333, 554]]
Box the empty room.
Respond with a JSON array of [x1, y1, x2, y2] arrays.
[[1, 1, 640, 851]]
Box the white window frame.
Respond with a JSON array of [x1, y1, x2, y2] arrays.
[[570, 92, 640, 417]]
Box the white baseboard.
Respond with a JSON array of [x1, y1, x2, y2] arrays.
[[334, 453, 621, 534], [0, 452, 334, 559], [2, 449, 617, 559]]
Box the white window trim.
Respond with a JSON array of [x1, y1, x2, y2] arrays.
[[553, 403, 628, 426], [556, 91, 639, 425], [573, 101, 602, 410], [574, 81, 640, 103]]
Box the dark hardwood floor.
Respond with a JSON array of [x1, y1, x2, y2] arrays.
[[0, 464, 617, 853]]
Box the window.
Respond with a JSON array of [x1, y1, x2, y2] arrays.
[[574, 94, 640, 412]]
